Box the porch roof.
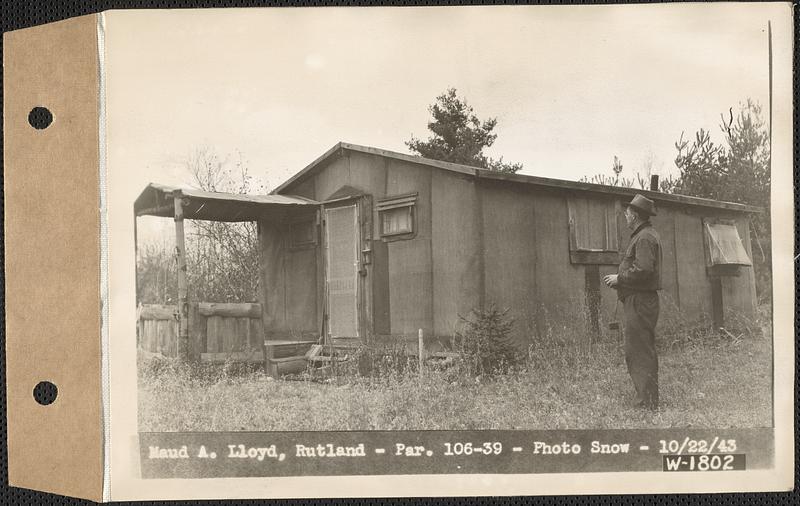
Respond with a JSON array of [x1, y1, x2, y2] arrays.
[[134, 183, 318, 222]]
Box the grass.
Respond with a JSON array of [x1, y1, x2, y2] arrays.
[[138, 306, 772, 431]]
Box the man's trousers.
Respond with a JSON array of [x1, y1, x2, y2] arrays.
[[623, 291, 659, 408]]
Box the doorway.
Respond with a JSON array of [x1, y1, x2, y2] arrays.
[[324, 204, 359, 338]]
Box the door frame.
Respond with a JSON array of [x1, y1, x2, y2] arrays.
[[319, 194, 373, 343]]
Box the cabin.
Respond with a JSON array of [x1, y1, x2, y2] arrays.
[[134, 142, 759, 361]]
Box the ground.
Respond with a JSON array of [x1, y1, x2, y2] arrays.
[[138, 333, 772, 432]]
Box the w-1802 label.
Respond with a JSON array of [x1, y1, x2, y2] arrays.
[[663, 454, 746, 471]]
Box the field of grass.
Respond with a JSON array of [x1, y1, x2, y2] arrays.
[[138, 323, 772, 432]]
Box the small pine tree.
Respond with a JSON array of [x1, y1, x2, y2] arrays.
[[456, 305, 520, 377], [407, 88, 523, 173]]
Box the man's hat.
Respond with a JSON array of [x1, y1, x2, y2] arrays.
[[626, 194, 657, 216]]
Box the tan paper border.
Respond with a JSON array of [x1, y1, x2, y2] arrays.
[[4, 14, 104, 502]]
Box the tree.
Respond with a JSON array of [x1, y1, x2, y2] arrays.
[[136, 149, 266, 305], [674, 100, 771, 301], [580, 155, 677, 192], [674, 100, 769, 211], [406, 88, 523, 173], [185, 149, 265, 302]]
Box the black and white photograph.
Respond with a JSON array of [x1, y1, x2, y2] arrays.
[[95, 3, 793, 499], [130, 5, 775, 429]]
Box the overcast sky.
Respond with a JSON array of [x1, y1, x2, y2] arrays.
[[105, 4, 777, 241]]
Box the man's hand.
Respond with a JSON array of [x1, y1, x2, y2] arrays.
[[603, 274, 619, 288]]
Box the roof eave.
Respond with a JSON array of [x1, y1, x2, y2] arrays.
[[274, 142, 762, 214]]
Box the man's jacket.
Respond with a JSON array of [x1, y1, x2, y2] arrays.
[[617, 221, 663, 301]]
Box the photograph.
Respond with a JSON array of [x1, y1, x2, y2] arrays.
[[127, 5, 775, 435]]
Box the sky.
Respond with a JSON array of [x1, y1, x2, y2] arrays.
[[104, 5, 777, 242]]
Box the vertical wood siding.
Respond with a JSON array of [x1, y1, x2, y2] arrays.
[[674, 211, 712, 320], [481, 182, 538, 344], [431, 171, 481, 336], [385, 159, 433, 335]]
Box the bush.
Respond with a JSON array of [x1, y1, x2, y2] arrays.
[[455, 305, 521, 377]]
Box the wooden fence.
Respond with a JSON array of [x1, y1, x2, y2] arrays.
[[137, 302, 264, 361], [137, 304, 178, 357]]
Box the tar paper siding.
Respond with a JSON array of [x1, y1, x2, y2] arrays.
[[258, 220, 318, 336], [278, 149, 756, 342]]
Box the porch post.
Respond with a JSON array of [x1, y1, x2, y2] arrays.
[[173, 191, 190, 361]]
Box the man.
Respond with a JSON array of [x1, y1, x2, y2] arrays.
[[603, 194, 663, 410]]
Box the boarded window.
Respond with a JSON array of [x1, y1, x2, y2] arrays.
[[377, 193, 417, 240], [705, 222, 751, 266], [290, 218, 316, 249], [567, 197, 619, 264]]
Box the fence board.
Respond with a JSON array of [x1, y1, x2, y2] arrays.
[[237, 318, 250, 351], [249, 318, 262, 349], [139, 303, 267, 358], [206, 316, 221, 353], [139, 304, 176, 320], [198, 302, 261, 318], [222, 317, 238, 352]]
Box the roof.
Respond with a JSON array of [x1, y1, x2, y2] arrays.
[[273, 142, 762, 214], [134, 183, 318, 222]]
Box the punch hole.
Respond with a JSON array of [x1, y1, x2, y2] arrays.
[[28, 107, 53, 129], [33, 381, 58, 405]]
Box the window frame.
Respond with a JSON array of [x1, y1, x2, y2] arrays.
[[702, 217, 751, 277], [377, 192, 418, 242], [567, 196, 621, 265], [288, 215, 318, 250]]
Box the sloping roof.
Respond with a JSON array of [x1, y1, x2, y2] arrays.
[[273, 142, 762, 213], [134, 183, 318, 222]]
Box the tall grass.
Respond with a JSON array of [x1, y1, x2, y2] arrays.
[[138, 304, 772, 432]]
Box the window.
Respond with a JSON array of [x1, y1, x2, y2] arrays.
[[290, 218, 316, 249], [704, 220, 751, 277], [567, 197, 619, 265], [377, 193, 417, 240]]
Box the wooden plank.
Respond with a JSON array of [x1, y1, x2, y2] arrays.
[[481, 182, 537, 345], [286, 247, 318, 334], [674, 212, 712, 320], [585, 264, 601, 339], [198, 302, 262, 318], [431, 170, 481, 336], [156, 320, 166, 355], [359, 195, 374, 342], [259, 219, 288, 333], [167, 320, 178, 358], [569, 250, 620, 265], [188, 303, 206, 359], [314, 155, 351, 202], [138, 304, 176, 320], [206, 316, 221, 353], [148, 320, 158, 352], [222, 317, 238, 352], [533, 191, 585, 328], [711, 278, 724, 329], [142, 320, 152, 352], [348, 151, 390, 198], [250, 318, 263, 349], [236, 317, 250, 351], [737, 217, 758, 313], [385, 159, 433, 335], [200, 351, 265, 364]]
